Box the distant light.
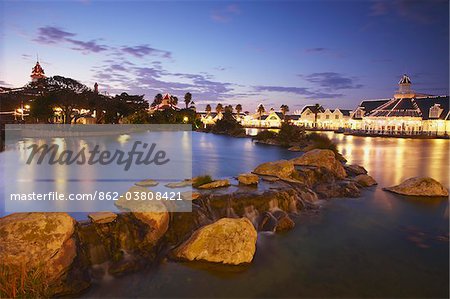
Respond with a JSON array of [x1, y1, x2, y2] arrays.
[[24, 105, 30, 109], [183, 116, 189, 122]]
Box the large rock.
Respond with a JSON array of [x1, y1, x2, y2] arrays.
[[0, 213, 86, 294], [253, 160, 295, 178], [238, 173, 259, 185], [135, 179, 159, 187], [384, 177, 449, 197], [345, 164, 368, 176], [115, 186, 170, 245], [291, 149, 347, 179], [173, 218, 257, 265], [198, 179, 230, 189], [354, 174, 377, 187], [315, 181, 361, 199], [88, 212, 117, 224]]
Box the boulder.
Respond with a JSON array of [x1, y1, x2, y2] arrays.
[[345, 164, 368, 176], [291, 149, 347, 179], [238, 173, 259, 185], [181, 191, 201, 200], [165, 180, 192, 188], [258, 212, 277, 232], [384, 177, 449, 197], [198, 179, 230, 189], [288, 145, 302, 152], [253, 160, 295, 178], [354, 174, 377, 187], [276, 216, 295, 232], [135, 179, 159, 187], [88, 212, 117, 224], [260, 175, 280, 182], [115, 186, 170, 245], [173, 218, 257, 265], [0, 213, 87, 295], [315, 181, 360, 199]]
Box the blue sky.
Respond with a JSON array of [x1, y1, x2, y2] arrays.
[[0, 0, 448, 111]]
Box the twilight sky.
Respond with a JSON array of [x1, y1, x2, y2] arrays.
[[0, 0, 448, 111]]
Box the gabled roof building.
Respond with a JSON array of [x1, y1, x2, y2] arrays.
[[350, 75, 449, 135]]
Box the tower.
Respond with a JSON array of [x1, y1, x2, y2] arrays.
[[30, 60, 46, 82], [94, 82, 99, 93], [394, 74, 414, 99]]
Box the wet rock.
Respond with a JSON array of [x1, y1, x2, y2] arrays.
[[172, 218, 257, 265], [238, 173, 259, 185], [293, 165, 336, 188], [258, 211, 277, 232], [88, 212, 117, 224], [115, 186, 170, 246], [181, 191, 201, 200], [345, 164, 368, 177], [272, 210, 295, 232], [198, 179, 230, 189], [288, 145, 302, 152], [315, 181, 361, 199], [291, 149, 347, 179], [354, 174, 377, 187], [260, 175, 280, 182], [135, 179, 159, 187], [0, 213, 89, 295], [165, 180, 192, 188], [253, 160, 295, 178], [384, 177, 449, 197]]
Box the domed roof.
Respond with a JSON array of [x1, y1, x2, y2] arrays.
[[399, 74, 411, 84]]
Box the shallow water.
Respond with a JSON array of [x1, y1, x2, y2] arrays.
[[84, 132, 449, 298], [1, 131, 449, 298]]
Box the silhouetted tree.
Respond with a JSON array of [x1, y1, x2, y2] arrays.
[[216, 103, 223, 114], [280, 104, 289, 120], [184, 92, 192, 109], [205, 104, 212, 114]]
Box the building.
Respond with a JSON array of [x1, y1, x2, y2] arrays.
[[351, 75, 449, 135], [30, 60, 46, 82], [151, 93, 179, 111], [290, 105, 352, 130]]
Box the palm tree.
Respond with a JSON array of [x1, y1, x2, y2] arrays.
[[216, 103, 223, 114], [280, 104, 289, 121], [170, 96, 178, 107], [235, 104, 242, 117], [184, 92, 192, 109], [205, 104, 212, 115], [152, 93, 163, 107], [257, 103, 265, 126], [313, 103, 321, 128]]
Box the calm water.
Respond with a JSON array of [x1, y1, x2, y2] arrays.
[[1, 132, 449, 298]]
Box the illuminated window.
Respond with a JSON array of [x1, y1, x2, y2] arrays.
[[429, 104, 443, 119]]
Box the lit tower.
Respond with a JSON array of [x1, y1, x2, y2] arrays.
[[394, 74, 415, 99], [30, 59, 46, 82]]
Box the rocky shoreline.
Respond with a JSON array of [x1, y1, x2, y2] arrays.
[[0, 149, 448, 297]]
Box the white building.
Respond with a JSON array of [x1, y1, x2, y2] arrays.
[[350, 75, 449, 135]]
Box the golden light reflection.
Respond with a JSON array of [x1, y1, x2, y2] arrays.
[[393, 139, 405, 184], [117, 134, 130, 145]]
